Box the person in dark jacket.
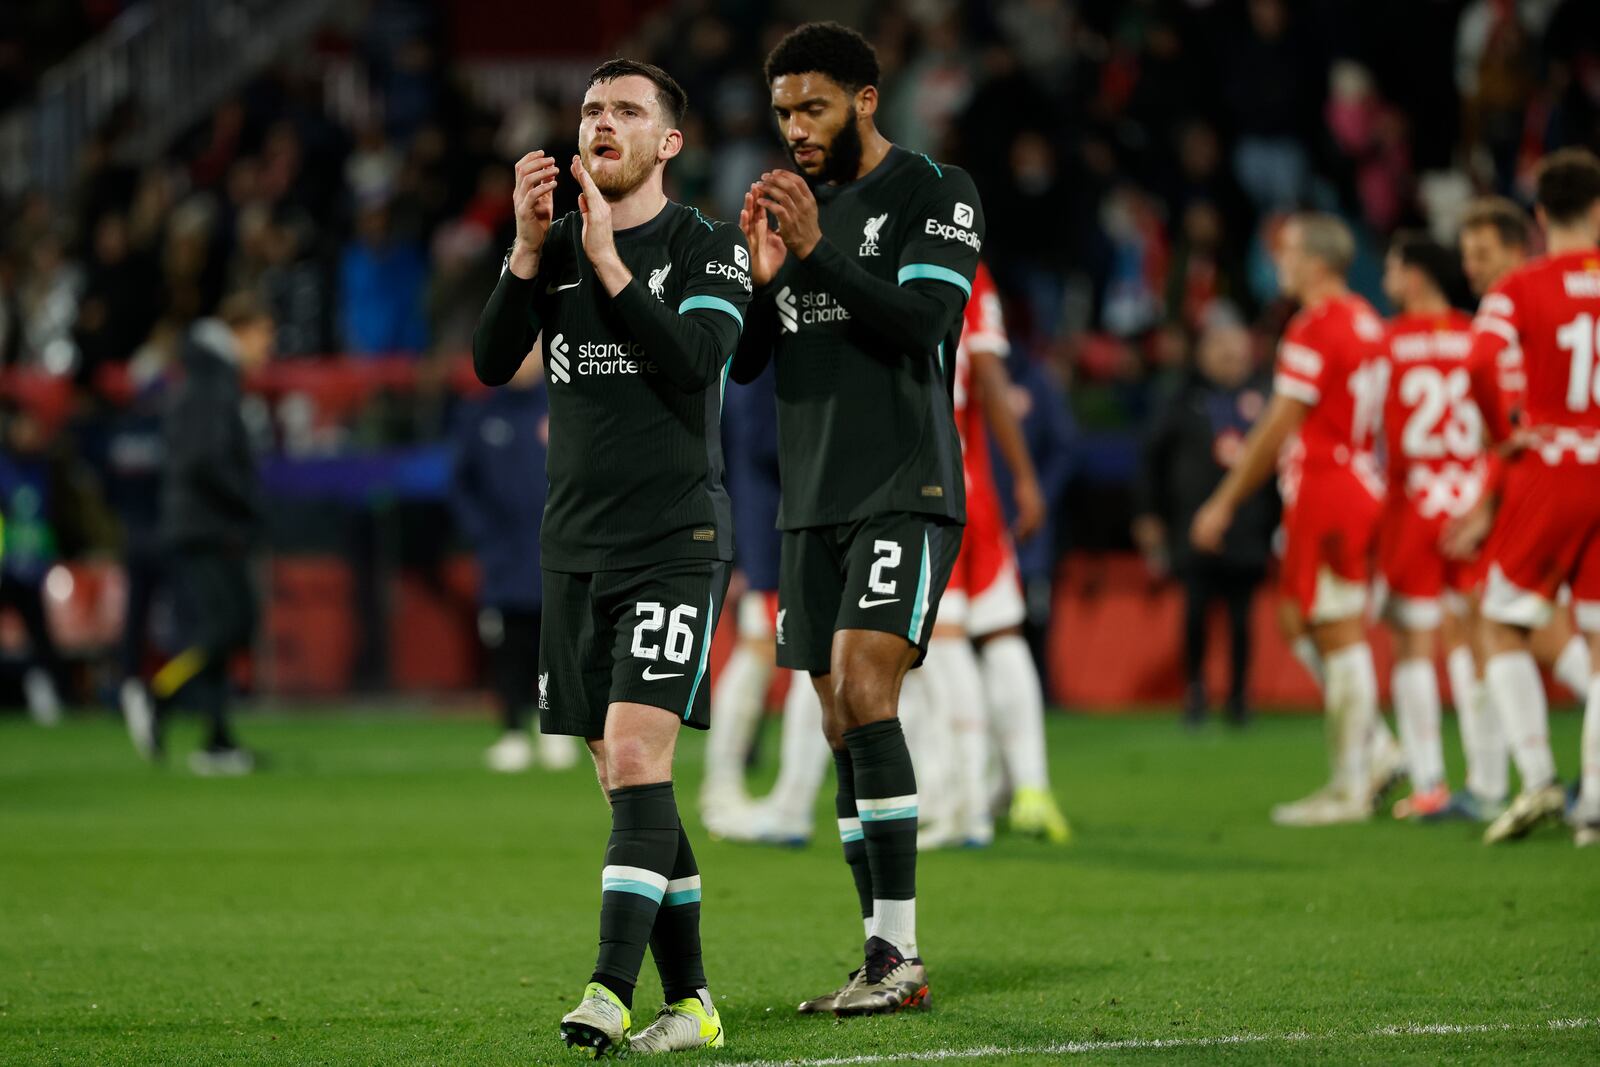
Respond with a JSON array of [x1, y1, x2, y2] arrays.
[[450, 347, 576, 773], [129, 294, 273, 774], [1133, 318, 1279, 726], [0, 402, 65, 724]]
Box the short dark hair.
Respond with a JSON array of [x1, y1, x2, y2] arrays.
[[1535, 147, 1600, 226], [218, 290, 272, 329], [1389, 229, 1460, 298], [1460, 196, 1531, 250], [764, 21, 880, 93], [587, 59, 687, 127]]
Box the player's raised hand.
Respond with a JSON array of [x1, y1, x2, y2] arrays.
[[570, 155, 617, 263], [1012, 473, 1047, 542], [509, 150, 559, 277], [755, 171, 822, 259], [739, 187, 787, 287]]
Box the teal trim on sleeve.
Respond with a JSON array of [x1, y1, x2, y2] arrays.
[[679, 294, 744, 327], [897, 262, 972, 297]]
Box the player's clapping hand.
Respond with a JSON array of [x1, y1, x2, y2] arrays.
[[739, 187, 787, 287], [571, 155, 618, 266], [508, 150, 559, 278], [755, 171, 822, 259], [1189, 496, 1233, 555]]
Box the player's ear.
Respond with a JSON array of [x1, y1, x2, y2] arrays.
[[659, 126, 683, 163], [854, 84, 878, 121]]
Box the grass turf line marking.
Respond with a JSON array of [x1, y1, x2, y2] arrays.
[[717, 1017, 1599, 1065]]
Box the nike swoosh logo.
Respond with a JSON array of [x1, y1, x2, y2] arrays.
[[546, 280, 581, 294], [641, 666, 684, 680], [857, 595, 900, 609]]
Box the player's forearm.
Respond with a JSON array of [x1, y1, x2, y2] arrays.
[[1211, 398, 1300, 509], [802, 238, 966, 354], [610, 280, 739, 392], [731, 291, 777, 384], [473, 270, 539, 386], [973, 351, 1039, 489]]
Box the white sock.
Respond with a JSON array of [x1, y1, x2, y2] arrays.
[[1292, 635, 1326, 694], [767, 672, 831, 821], [1554, 634, 1592, 698], [871, 897, 918, 958], [1324, 643, 1377, 794], [898, 670, 956, 829], [1484, 651, 1556, 792], [1392, 658, 1445, 792], [1581, 677, 1600, 816], [980, 633, 1051, 792], [703, 642, 772, 797], [1447, 645, 1508, 803], [924, 636, 993, 840]]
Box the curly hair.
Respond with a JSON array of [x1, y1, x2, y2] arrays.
[[764, 22, 879, 92], [587, 58, 687, 127]]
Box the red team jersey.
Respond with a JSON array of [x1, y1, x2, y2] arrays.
[[941, 261, 1026, 633], [1471, 250, 1600, 622], [1376, 310, 1485, 612], [1271, 293, 1388, 619]]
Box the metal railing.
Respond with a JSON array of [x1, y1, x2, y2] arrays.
[[0, 0, 338, 200]]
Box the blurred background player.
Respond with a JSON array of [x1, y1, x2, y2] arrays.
[[129, 293, 275, 774], [1135, 315, 1278, 729], [1466, 149, 1600, 847], [1447, 198, 1593, 821], [1192, 214, 1390, 826], [0, 400, 66, 725], [701, 359, 831, 846], [924, 259, 1068, 846], [449, 344, 577, 774], [1374, 232, 1483, 820]]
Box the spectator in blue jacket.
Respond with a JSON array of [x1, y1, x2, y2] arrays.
[[0, 402, 64, 725], [449, 348, 574, 773], [339, 200, 428, 355]]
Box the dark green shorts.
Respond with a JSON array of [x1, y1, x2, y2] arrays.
[[538, 559, 731, 737], [776, 513, 962, 674]]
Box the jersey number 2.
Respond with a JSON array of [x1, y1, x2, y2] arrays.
[[869, 540, 902, 595], [1558, 312, 1600, 412], [631, 602, 697, 664]]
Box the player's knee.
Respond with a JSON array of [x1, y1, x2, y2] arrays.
[[586, 741, 611, 794], [831, 667, 896, 730], [604, 736, 669, 788]]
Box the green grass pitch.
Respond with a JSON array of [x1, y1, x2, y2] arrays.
[[2, 707, 1597, 1065]]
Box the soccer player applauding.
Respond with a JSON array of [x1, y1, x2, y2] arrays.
[[732, 22, 983, 1015], [473, 59, 750, 1056]]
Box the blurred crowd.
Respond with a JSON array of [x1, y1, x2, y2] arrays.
[[1, 0, 1599, 703]]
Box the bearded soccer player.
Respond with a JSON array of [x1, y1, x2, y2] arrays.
[[1192, 213, 1389, 826], [1373, 233, 1484, 821], [473, 60, 751, 1055], [1467, 149, 1600, 848], [730, 22, 982, 1014]]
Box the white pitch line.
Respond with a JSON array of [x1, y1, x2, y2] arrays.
[[715, 1016, 1599, 1066]]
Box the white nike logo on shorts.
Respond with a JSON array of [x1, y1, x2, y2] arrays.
[[857, 595, 901, 609], [546, 280, 581, 294], [641, 666, 684, 680]]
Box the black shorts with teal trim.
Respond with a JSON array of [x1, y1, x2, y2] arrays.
[[538, 560, 731, 737], [775, 513, 962, 674]]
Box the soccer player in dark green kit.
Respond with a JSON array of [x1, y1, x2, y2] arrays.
[[731, 23, 984, 1016], [473, 60, 751, 1057]]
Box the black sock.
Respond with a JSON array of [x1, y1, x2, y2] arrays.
[[591, 781, 679, 1010], [845, 719, 918, 901], [833, 747, 874, 928], [649, 820, 706, 1004]]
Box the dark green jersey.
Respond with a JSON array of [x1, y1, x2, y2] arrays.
[[473, 201, 752, 572], [735, 147, 984, 530]]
